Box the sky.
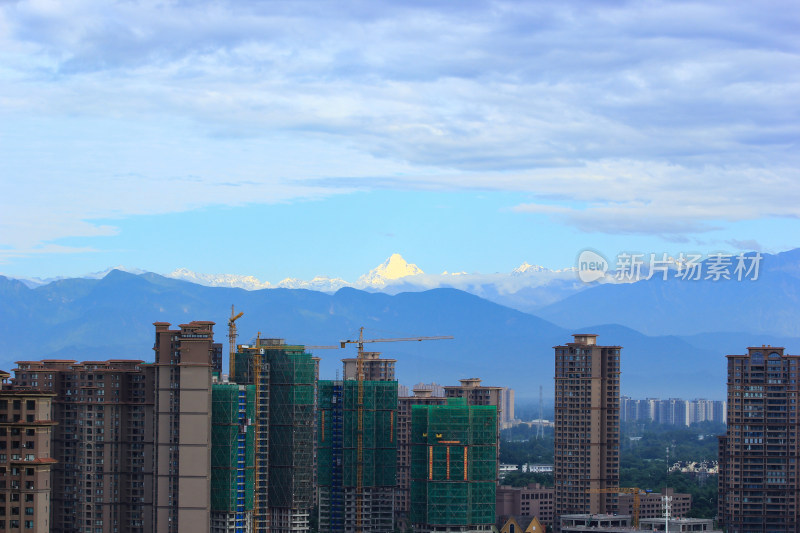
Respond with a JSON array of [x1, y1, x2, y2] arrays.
[[1, 0, 799, 282]]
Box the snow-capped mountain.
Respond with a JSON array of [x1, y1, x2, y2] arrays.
[[277, 276, 350, 291], [356, 253, 424, 288], [3, 254, 593, 312], [512, 262, 550, 275], [168, 268, 272, 290]]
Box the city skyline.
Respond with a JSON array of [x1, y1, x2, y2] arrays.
[[2, 1, 799, 280]]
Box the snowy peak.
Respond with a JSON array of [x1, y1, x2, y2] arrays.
[[357, 254, 424, 288], [512, 262, 549, 275], [277, 276, 349, 291], [167, 268, 272, 290]]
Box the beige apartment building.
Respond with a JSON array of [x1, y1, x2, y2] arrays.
[[554, 334, 621, 521]]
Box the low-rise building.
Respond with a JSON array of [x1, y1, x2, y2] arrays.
[[496, 483, 554, 527], [560, 514, 632, 533], [619, 488, 691, 519]]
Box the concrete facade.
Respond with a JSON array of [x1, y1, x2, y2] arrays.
[[496, 483, 554, 527], [718, 346, 800, 532], [12, 359, 155, 532], [153, 321, 216, 533], [554, 335, 621, 522], [0, 389, 56, 533]]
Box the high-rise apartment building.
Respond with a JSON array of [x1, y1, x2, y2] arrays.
[[410, 397, 497, 533], [153, 320, 216, 533], [0, 387, 56, 533], [396, 388, 447, 530], [317, 379, 397, 532], [210, 383, 255, 533], [444, 378, 504, 421], [553, 334, 620, 520], [718, 346, 800, 531], [342, 352, 396, 381], [12, 358, 155, 532], [234, 338, 316, 533]]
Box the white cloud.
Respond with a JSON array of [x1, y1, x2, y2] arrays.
[[1, 0, 799, 249]]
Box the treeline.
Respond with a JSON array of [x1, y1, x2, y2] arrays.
[[499, 421, 724, 518]]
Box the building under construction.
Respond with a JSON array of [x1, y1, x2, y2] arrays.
[[211, 383, 256, 533], [317, 380, 398, 532], [410, 397, 497, 533], [233, 339, 315, 533]]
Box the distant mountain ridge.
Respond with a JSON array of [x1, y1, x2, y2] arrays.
[[8, 253, 590, 310], [2, 267, 799, 399]]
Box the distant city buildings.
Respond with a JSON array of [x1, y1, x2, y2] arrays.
[[718, 346, 800, 531], [621, 396, 726, 426], [554, 334, 621, 520], [668, 460, 718, 482]]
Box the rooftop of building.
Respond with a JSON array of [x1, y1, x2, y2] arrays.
[[342, 351, 397, 362], [554, 334, 622, 349], [443, 378, 503, 390], [15, 359, 147, 371]]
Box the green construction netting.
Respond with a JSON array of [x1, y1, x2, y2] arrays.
[[409, 400, 497, 527], [317, 380, 398, 489]]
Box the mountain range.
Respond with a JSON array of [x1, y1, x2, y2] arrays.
[[2, 248, 800, 399]]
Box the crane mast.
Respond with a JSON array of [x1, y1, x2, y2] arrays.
[[228, 305, 244, 379], [339, 327, 453, 533]]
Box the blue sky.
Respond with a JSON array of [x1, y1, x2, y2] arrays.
[[1, 0, 799, 281]]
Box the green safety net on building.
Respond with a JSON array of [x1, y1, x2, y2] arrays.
[[211, 384, 256, 512], [317, 380, 398, 489], [409, 398, 497, 527]]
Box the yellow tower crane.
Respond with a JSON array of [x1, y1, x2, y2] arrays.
[[235, 329, 337, 533], [339, 327, 453, 533], [587, 487, 645, 527], [228, 305, 244, 379]]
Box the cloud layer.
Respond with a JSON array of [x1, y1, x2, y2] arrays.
[[1, 0, 799, 252]]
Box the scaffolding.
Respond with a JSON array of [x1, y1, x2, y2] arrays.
[[234, 340, 315, 533], [318, 380, 398, 532], [410, 398, 497, 529], [211, 384, 256, 532]]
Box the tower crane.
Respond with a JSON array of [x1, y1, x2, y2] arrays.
[[339, 327, 453, 533], [228, 305, 244, 378]]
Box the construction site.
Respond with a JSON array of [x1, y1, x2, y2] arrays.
[[410, 397, 498, 532], [317, 380, 398, 532], [211, 383, 256, 533], [232, 338, 316, 533]]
